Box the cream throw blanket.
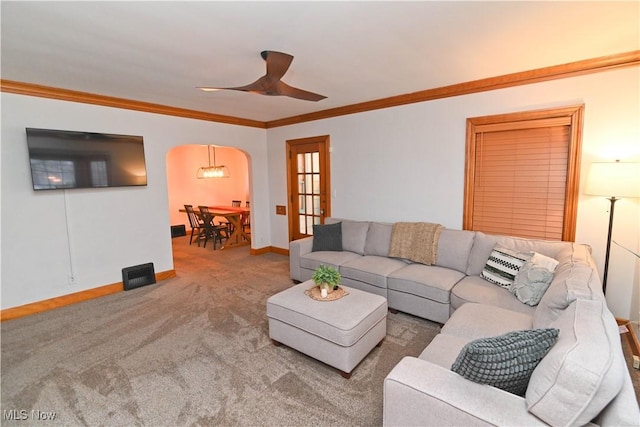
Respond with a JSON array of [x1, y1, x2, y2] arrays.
[[388, 222, 443, 265]]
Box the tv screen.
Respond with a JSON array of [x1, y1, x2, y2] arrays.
[[26, 128, 147, 190]]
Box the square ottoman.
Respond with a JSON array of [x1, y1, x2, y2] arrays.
[[267, 281, 387, 378]]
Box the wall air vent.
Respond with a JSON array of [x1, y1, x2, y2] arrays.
[[122, 263, 156, 291]]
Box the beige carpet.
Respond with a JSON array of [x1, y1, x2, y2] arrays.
[[1, 236, 441, 426]]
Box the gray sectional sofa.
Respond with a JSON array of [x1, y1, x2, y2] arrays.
[[289, 218, 640, 426]]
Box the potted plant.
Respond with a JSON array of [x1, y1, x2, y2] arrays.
[[312, 265, 341, 298]]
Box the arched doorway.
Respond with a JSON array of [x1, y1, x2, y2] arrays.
[[166, 144, 251, 249]]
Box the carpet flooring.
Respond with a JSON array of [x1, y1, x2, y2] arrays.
[[1, 236, 441, 426]]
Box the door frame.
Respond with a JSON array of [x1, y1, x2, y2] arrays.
[[286, 135, 331, 242]]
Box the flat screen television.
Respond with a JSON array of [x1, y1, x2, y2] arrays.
[[26, 128, 147, 190]]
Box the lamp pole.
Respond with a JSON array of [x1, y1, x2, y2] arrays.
[[602, 196, 618, 294]]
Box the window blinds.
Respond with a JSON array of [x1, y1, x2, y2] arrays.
[[471, 119, 570, 240]]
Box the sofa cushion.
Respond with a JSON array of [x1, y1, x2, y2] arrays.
[[388, 264, 465, 304], [466, 232, 574, 276], [510, 261, 554, 306], [527, 299, 625, 426], [555, 242, 593, 266], [340, 220, 369, 254], [340, 256, 406, 288], [451, 276, 536, 316], [364, 222, 393, 256], [418, 333, 469, 369], [481, 246, 531, 288], [300, 251, 362, 271], [495, 235, 571, 259], [532, 263, 600, 328], [466, 232, 499, 276], [441, 302, 533, 340], [435, 229, 475, 273], [451, 328, 559, 396], [312, 222, 342, 252]]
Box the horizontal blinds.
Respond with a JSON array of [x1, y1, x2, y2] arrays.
[[472, 125, 570, 240]]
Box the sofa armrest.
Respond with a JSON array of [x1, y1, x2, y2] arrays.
[[289, 236, 314, 281], [383, 357, 549, 427]]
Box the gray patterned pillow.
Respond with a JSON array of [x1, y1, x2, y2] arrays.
[[451, 328, 559, 396], [511, 261, 554, 306]]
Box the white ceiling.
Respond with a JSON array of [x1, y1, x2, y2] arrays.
[[2, 1, 638, 123]]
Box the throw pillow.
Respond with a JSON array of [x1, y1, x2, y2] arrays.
[[312, 222, 343, 252], [481, 246, 531, 288], [511, 261, 554, 306], [341, 220, 369, 254], [531, 252, 560, 272], [451, 328, 559, 396]]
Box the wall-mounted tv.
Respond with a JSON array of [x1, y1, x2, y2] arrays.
[[26, 128, 147, 190]]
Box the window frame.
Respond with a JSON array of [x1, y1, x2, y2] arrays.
[[463, 105, 584, 241]]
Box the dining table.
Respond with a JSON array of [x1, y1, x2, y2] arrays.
[[180, 206, 250, 249], [209, 206, 251, 248]]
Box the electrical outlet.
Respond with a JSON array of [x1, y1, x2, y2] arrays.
[[68, 273, 76, 284], [276, 205, 286, 215], [633, 355, 640, 370]]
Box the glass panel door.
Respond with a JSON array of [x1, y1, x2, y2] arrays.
[[287, 136, 331, 241]]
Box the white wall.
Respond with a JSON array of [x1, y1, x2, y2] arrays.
[[2, 67, 639, 321], [267, 66, 640, 321], [1, 93, 267, 310]]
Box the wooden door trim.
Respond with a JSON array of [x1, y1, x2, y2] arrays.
[[286, 135, 331, 242], [463, 104, 584, 241]]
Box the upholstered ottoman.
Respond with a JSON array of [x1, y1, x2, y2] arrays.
[[267, 281, 387, 378]]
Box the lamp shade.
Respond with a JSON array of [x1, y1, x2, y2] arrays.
[[196, 145, 230, 179], [196, 165, 230, 179], [585, 161, 640, 198]]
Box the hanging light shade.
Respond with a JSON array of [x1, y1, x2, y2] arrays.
[[197, 145, 230, 179]]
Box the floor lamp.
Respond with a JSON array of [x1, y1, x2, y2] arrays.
[[585, 160, 640, 294]]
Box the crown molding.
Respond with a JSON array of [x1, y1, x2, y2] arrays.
[[0, 80, 266, 129], [265, 50, 640, 128], [2, 50, 638, 129]]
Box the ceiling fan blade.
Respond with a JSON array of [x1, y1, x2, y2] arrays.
[[204, 76, 273, 93], [261, 50, 293, 82], [267, 81, 327, 102], [198, 50, 325, 101], [198, 51, 292, 93]]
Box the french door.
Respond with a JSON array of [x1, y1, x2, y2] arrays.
[[286, 135, 331, 241]]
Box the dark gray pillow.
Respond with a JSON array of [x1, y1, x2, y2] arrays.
[[312, 222, 343, 252], [451, 328, 559, 396]]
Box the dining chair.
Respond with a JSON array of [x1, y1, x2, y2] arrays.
[[184, 204, 205, 245], [198, 206, 228, 249], [232, 200, 242, 207]]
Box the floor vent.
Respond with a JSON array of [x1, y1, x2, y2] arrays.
[[122, 263, 156, 291], [171, 224, 186, 238]]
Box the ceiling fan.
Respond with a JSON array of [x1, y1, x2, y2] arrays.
[[198, 50, 326, 102]]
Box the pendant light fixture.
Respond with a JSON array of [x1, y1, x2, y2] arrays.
[[197, 145, 230, 179]]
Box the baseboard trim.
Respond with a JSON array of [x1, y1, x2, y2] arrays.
[[250, 246, 289, 256], [0, 269, 176, 322], [617, 318, 640, 357]]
